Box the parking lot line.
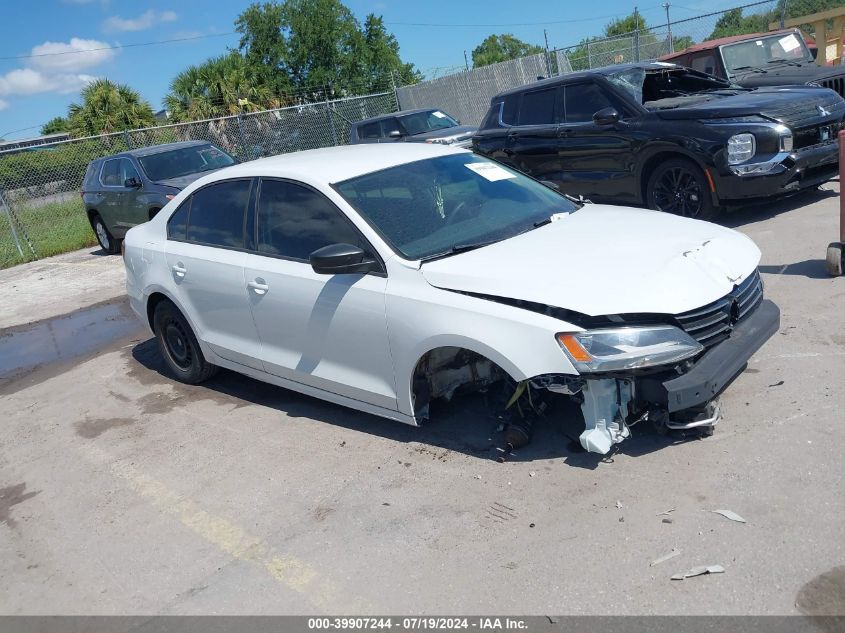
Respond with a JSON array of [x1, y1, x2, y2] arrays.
[[77, 442, 372, 613]]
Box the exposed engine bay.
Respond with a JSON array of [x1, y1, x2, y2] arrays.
[[412, 346, 721, 457]]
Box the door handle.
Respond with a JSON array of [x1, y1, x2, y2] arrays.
[[171, 263, 186, 277], [247, 279, 269, 295]]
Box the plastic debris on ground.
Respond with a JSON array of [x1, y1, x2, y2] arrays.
[[650, 548, 681, 567], [711, 509, 746, 523], [671, 564, 725, 580]]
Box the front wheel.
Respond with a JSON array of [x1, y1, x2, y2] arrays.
[[91, 214, 119, 254], [153, 300, 217, 384], [646, 159, 719, 221]]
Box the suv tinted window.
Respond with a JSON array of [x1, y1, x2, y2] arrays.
[[518, 88, 556, 126], [565, 82, 615, 123], [167, 198, 190, 240], [256, 180, 363, 261], [358, 121, 382, 139], [100, 159, 122, 186], [186, 180, 251, 248]]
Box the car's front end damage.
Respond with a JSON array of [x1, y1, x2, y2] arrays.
[[553, 271, 780, 453]]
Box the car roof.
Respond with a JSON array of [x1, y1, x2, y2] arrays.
[[93, 140, 211, 162], [661, 29, 798, 60], [353, 108, 446, 126], [194, 143, 470, 185], [491, 62, 683, 99]]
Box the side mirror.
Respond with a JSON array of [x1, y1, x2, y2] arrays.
[[593, 107, 620, 126], [387, 130, 403, 139], [124, 177, 142, 188], [310, 243, 377, 275]]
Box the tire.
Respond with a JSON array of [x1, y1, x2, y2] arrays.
[[91, 213, 119, 254], [646, 158, 720, 221], [153, 300, 217, 384]]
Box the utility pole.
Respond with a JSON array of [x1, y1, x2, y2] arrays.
[[634, 6, 641, 62], [543, 28, 552, 76], [663, 3, 673, 54], [780, 0, 788, 29]]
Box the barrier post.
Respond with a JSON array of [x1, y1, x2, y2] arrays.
[[826, 129, 845, 275]]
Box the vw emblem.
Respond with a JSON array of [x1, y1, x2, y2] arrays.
[[818, 105, 830, 117]]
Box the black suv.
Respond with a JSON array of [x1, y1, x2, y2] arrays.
[[82, 141, 236, 253], [472, 62, 845, 219]]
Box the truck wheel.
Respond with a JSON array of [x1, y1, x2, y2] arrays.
[[153, 300, 217, 384], [91, 214, 119, 254], [647, 159, 719, 221], [826, 242, 844, 277]]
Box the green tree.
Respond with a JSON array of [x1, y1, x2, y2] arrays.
[[471, 34, 544, 68], [235, 2, 291, 97], [40, 116, 69, 135], [164, 52, 276, 122], [362, 14, 421, 89], [706, 1, 842, 40], [67, 79, 156, 137]]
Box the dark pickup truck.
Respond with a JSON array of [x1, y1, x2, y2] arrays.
[[660, 29, 845, 99], [472, 62, 845, 220]]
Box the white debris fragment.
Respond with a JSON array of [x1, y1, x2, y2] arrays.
[[712, 509, 746, 523], [671, 564, 725, 580], [474, 475, 482, 480], [656, 508, 675, 516], [616, 500, 623, 509], [529, 471, 536, 478], [650, 548, 681, 567]]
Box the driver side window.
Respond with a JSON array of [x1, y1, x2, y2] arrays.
[[564, 82, 618, 123], [256, 180, 366, 261]]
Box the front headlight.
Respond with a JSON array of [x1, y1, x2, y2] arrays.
[[557, 326, 704, 373], [727, 133, 756, 164]]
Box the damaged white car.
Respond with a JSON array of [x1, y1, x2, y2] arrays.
[[123, 144, 779, 454]]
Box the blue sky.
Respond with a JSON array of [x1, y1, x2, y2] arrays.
[[0, 0, 749, 139]]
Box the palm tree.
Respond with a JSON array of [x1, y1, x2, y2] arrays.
[[67, 79, 156, 138], [164, 52, 277, 123]]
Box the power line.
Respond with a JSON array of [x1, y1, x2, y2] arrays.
[[384, 7, 665, 28], [0, 31, 238, 62]]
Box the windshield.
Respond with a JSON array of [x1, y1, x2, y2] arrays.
[[139, 144, 236, 181], [335, 154, 579, 261], [397, 110, 459, 136], [722, 32, 813, 74], [608, 67, 737, 110]]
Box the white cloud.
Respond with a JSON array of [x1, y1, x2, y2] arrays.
[[0, 99, 8, 111], [102, 9, 177, 33], [29, 37, 115, 73], [0, 68, 96, 96]]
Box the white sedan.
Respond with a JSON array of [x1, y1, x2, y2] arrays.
[[123, 144, 779, 454]]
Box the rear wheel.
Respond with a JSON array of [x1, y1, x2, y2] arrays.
[[91, 213, 119, 254], [153, 300, 217, 384], [646, 159, 719, 221]]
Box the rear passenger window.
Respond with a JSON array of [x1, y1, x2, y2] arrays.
[[501, 94, 519, 126], [167, 199, 190, 240], [100, 159, 121, 186], [518, 89, 556, 126], [358, 122, 382, 139], [256, 180, 363, 261], [186, 180, 251, 248]]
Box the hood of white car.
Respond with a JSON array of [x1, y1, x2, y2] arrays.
[[420, 204, 761, 317]]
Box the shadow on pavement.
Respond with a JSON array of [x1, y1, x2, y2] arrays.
[[720, 186, 838, 229], [759, 259, 831, 280], [129, 337, 704, 467]]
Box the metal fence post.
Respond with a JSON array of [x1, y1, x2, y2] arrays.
[[0, 189, 23, 258], [587, 41, 593, 69], [123, 129, 132, 150]]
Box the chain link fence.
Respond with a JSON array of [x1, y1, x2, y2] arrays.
[[396, 53, 551, 127], [555, 0, 779, 71], [0, 91, 396, 269]]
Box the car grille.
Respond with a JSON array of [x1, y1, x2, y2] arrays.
[[674, 270, 763, 349], [794, 119, 843, 149], [820, 76, 845, 99]]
